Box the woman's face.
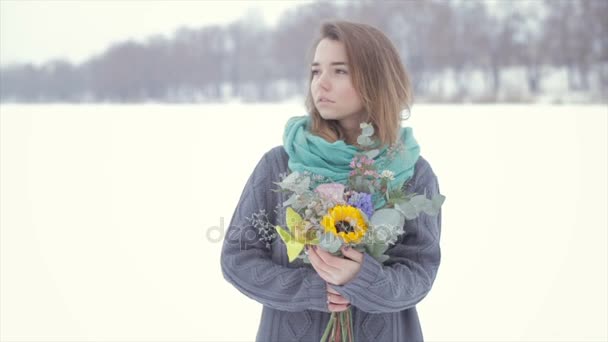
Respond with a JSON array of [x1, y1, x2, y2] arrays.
[[310, 38, 365, 125]]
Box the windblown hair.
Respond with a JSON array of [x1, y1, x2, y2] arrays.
[[305, 20, 413, 147]]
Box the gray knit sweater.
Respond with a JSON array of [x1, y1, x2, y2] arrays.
[[221, 145, 442, 342]]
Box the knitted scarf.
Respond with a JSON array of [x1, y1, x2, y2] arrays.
[[282, 115, 420, 209]]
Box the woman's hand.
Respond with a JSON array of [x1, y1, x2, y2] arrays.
[[307, 245, 364, 286], [326, 282, 350, 312]]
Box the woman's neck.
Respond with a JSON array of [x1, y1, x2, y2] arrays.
[[338, 112, 366, 145]]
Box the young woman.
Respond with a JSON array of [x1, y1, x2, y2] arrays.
[[221, 20, 442, 341]]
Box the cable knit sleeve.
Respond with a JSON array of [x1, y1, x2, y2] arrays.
[[332, 159, 442, 313], [220, 150, 328, 313]]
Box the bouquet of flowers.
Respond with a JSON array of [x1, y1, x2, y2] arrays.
[[272, 123, 445, 342]]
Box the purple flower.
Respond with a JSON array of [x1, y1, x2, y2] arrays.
[[347, 191, 374, 219]]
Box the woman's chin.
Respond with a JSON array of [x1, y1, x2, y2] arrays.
[[318, 111, 342, 121]]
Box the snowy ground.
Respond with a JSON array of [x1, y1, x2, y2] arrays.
[[1, 103, 606, 341]]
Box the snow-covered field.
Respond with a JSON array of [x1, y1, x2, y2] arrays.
[[1, 103, 606, 341]]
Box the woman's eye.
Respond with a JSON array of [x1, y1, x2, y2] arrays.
[[311, 69, 347, 76]]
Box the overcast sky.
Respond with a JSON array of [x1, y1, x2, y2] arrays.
[[0, 0, 311, 66]]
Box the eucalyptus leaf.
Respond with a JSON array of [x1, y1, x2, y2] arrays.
[[353, 175, 368, 192], [318, 233, 342, 253], [368, 208, 405, 246], [284, 192, 313, 210], [409, 194, 431, 211], [364, 149, 379, 159], [365, 242, 389, 259], [423, 207, 438, 216], [420, 194, 445, 216], [375, 254, 390, 263], [299, 253, 311, 264], [395, 201, 418, 220], [426, 194, 446, 216], [292, 176, 311, 194], [282, 194, 297, 207], [280, 171, 300, 184], [370, 208, 405, 232], [276, 171, 311, 194], [367, 183, 376, 194]]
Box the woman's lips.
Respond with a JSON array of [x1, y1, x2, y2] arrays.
[[318, 98, 335, 104]]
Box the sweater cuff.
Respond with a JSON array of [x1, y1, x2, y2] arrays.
[[306, 270, 329, 312], [340, 252, 381, 293]]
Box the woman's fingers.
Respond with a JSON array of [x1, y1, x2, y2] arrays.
[[341, 246, 364, 263], [326, 281, 351, 312], [327, 302, 350, 312], [326, 283, 340, 295], [315, 247, 342, 268], [313, 264, 333, 283], [327, 292, 349, 305], [307, 247, 338, 277]]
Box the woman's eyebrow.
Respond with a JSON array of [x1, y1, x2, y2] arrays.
[[311, 62, 348, 67]]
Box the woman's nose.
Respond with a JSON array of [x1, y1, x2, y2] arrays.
[[317, 72, 331, 90]]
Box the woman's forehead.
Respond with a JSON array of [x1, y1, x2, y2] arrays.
[[313, 39, 348, 63]]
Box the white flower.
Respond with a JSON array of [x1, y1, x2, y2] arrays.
[[380, 170, 395, 181]]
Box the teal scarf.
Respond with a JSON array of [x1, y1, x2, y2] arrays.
[[282, 115, 420, 209]]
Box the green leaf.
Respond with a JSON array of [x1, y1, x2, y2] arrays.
[[395, 201, 418, 220], [424, 193, 446, 216], [369, 208, 406, 247], [365, 242, 389, 259], [367, 183, 376, 194], [318, 232, 342, 253], [375, 254, 390, 263], [364, 149, 379, 159], [364, 241, 390, 263], [275, 225, 305, 262], [275, 171, 311, 194], [298, 253, 311, 264], [370, 208, 405, 233], [410, 194, 431, 212], [286, 207, 303, 233]]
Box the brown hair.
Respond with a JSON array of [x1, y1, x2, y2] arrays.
[[304, 20, 413, 147]]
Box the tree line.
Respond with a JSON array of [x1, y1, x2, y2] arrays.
[[1, 0, 606, 103]]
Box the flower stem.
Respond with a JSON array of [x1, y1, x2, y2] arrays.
[[320, 313, 335, 342], [335, 312, 342, 341], [329, 314, 340, 342], [348, 308, 353, 342], [340, 311, 347, 342]]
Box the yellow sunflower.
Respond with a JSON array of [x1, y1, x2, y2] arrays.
[[320, 205, 368, 244]]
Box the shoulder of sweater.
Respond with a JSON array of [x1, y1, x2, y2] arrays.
[[415, 155, 431, 176], [261, 145, 289, 166], [409, 155, 438, 188], [248, 145, 288, 185]]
